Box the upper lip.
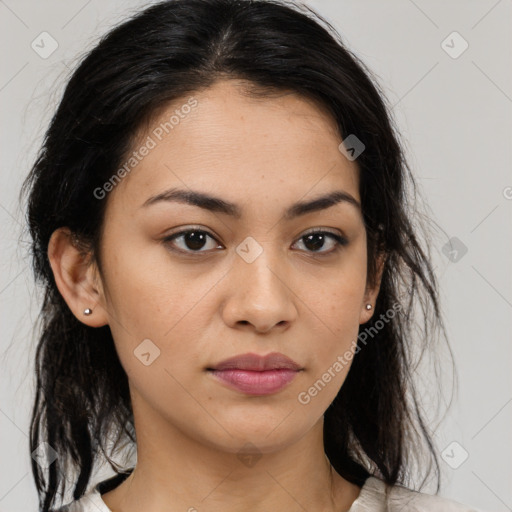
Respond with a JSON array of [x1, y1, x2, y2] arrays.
[[208, 352, 302, 371]]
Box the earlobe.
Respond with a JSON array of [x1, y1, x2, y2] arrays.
[[47, 227, 109, 327], [359, 302, 374, 325], [359, 251, 387, 325]]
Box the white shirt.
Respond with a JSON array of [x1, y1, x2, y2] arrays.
[[57, 476, 480, 511]]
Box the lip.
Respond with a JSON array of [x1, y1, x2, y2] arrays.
[[207, 352, 303, 396], [208, 352, 302, 371]]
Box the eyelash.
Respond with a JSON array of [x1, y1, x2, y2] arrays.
[[162, 227, 348, 257]]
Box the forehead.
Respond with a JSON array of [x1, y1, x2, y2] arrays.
[[106, 79, 360, 216]]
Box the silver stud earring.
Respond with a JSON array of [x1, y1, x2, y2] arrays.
[[84, 308, 93, 315], [365, 304, 372, 310]]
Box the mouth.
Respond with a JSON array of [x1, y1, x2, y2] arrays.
[[206, 352, 303, 396], [207, 368, 301, 395]]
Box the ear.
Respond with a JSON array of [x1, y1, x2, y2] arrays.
[[359, 251, 387, 325], [47, 227, 109, 327]]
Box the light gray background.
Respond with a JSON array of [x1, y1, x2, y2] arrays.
[[1, 1, 511, 511]]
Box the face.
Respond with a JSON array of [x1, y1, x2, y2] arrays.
[[56, 79, 382, 455]]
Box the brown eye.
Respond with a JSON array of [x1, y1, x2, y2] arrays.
[[293, 230, 348, 255], [163, 229, 221, 254]]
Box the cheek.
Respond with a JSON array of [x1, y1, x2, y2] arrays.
[[312, 256, 367, 337], [100, 233, 219, 379], [296, 293, 361, 414], [100, 228, 185, 330], [299, 256, 366, 396]]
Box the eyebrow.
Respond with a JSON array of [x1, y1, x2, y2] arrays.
[[141, 187, 360, 220]]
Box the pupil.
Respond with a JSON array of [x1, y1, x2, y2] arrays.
[[305, 233, 325, 252], [185, 231, 206, 250]]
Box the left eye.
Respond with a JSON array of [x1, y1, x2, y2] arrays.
[[292, 230, 347, 254], [163, 229, 347, 255]]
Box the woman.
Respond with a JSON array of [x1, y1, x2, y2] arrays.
[[22, 0, 477, 510]]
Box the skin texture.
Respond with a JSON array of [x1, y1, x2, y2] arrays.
[[48, 79, 385, 512]]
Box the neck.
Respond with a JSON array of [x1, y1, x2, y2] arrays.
[[101, 393, 361, 512]]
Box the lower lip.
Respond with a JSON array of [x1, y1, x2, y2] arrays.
[[208, 369, 299, 395]]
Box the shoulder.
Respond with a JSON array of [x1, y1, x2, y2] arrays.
[[50, 488, 110, 512], [50, 470, 132, 512], [351, 476, 481, 512]]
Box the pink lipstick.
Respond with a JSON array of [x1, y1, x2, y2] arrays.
[[207, 352, 302, 395]]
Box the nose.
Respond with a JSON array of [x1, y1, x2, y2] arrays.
[[221, 248, 298, 334]]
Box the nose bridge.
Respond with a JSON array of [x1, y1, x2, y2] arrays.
[[236, 235, 288, 299], [223, 235, 296, 331]]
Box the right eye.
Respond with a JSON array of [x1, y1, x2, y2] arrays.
[[162, 228, 223, 255]]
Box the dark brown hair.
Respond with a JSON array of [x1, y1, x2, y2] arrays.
[[21, 1, 449, 510]]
